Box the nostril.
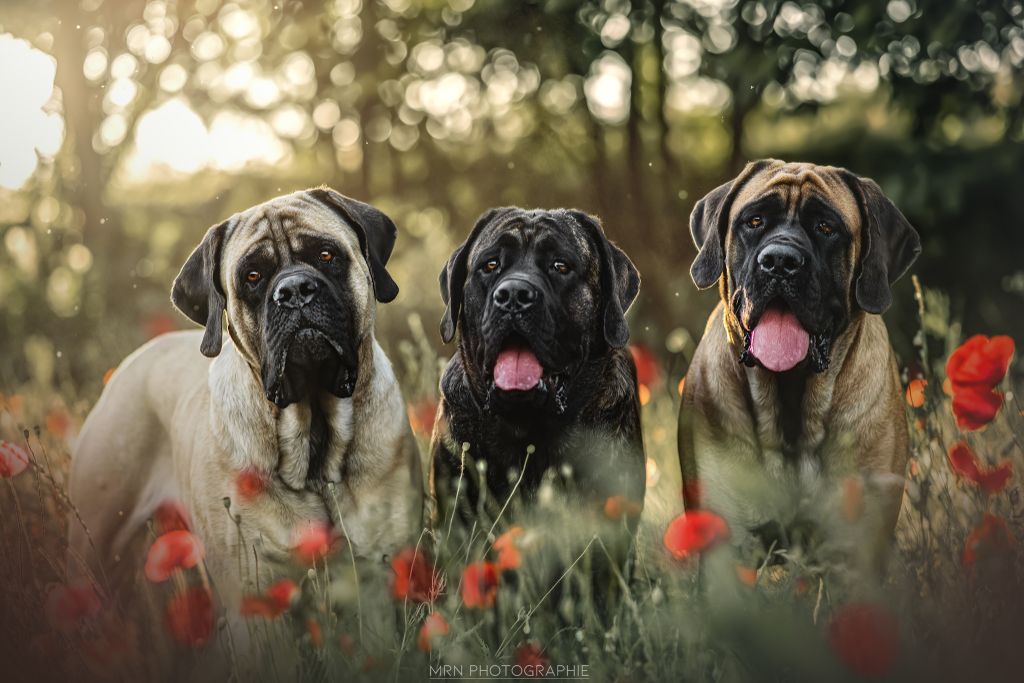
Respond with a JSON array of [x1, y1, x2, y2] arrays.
[[299, 280, 318, 297], [516, 288, 536, 305], [494, 287, 511, 305]]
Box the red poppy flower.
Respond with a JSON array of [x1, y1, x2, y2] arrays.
[[291, 521, 338, 565], [630, 344, 661, 388], [946, 335, 1014, 388], [461, 561, 499, 609], [144, 311, 178, 339], [603, 496, 642, 522], [407, 399, 439, 437], [828, 602, 900, 677], [306, 619, 324, 648], [0, 440, 29, 478], [948, 442, 1013, 495], [164, 586, 214, 647], [44, 579, 103, 631], [663, 510, 730, 561], [240, 579, 299, 618], [145, 530, 205, 582], [390, 547, 442, 602], [153, 499, 191, 533], [514, 641, 549, 675], [493, 527, 524, 571], [417, 611, 450, 652], [963, 513, 1015, 566], [951, 386, 1003, 431], [904, 378, 927, 408], [235, 467, 268, 501]]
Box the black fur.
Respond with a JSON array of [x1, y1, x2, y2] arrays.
[[432, 208, 645, 520]]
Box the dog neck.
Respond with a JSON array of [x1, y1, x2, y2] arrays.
[[726, 308, 867, 458], [207, 335, 390, 489]]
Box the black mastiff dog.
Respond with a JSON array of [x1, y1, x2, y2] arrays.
[[430, 208, 645, 528]]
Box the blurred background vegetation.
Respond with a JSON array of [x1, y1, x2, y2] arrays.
[[1, 0, 1023, 395]]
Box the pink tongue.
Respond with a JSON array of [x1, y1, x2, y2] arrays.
[[750, 307, 810, 372], [493, 347, 543, 391]]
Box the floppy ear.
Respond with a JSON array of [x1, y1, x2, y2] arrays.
[[308, 187, 400, 303], [439, 207, 513, 344], [690, 159, 779, 289], [840, 172, 921, 314], [567, 210, 641, 349], [171, 218, 232, 358]]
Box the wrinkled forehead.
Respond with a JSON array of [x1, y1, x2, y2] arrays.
[[469, 211, 594, 261], [223, 191, 359, 261], [731, 163, 862, 235]]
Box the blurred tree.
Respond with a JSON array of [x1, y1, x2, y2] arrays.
[[0, 0, 1022, 389]]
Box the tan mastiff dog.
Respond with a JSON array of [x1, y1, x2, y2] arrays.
[[678, 160, 920, 574], [69, 188, 423, 615]]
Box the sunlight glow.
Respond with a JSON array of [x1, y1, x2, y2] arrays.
[[0, 34, 63, 189]]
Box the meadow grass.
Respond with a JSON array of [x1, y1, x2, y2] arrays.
[[0, 285, 1021, 682]]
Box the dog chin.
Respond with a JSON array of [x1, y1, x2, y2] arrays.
[[263, 328, 357, 408]]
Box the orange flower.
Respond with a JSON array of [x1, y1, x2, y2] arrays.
[[291, 521, 338, 565], [102, 367, 116, 385], [828, 603, 900, 677], [735, 565, 758, 586], [963, 513, 1014, 566], [45, 408, 72, 438], [514, 641, 549, 675], [0, 440, 30, 478], [603, 496, 642, 522], [306, 619, 324, 648], [145, 530, 205, 582], [417, 611, 450, 652], [951, 386, 1003, 431], [904, 378, 927, 408], [164, 586, 214, 647], [947, 442, 1013, 495], [493, 527, 524, 570], [44, 579, 103, 631], [390, 547, 442, 602], [240, 579, 298, 618], [946, 335, 1014, 388], [407, 399, 439, 437], [235, 467, 268, 501], [677, 376, 686, 396], [461, 561, 499, 609], [663, 510, 730, 561], [153, 499, 191, 533]]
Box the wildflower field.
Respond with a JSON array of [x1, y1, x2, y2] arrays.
[[0, 281, 1021, 682]]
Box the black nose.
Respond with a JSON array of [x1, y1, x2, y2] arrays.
[[273, 273, 319, 308], [492, 278, 539, 312], [757, 244, 806, 279]]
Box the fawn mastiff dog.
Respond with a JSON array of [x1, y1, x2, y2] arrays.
[[430, 208, 645, 531], [69, 189, 423, 611], [678, 160, 921, 570]]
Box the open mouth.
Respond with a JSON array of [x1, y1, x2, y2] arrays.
[[492, 335, 544, 392], [747, 300, 811, 373]]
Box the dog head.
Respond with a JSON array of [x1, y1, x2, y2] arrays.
[[439, 208, 639, 415], [171, 188, 399, 408], [689, 159, 920, 373]]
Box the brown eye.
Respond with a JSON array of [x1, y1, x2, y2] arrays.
[[246, 270, 262, 284], [319, 249, 334, 262], [483, 259, 499, 273], [747, 215, 764, 229], [816, 221, 834, 236], [553, 260, 570, 275]]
